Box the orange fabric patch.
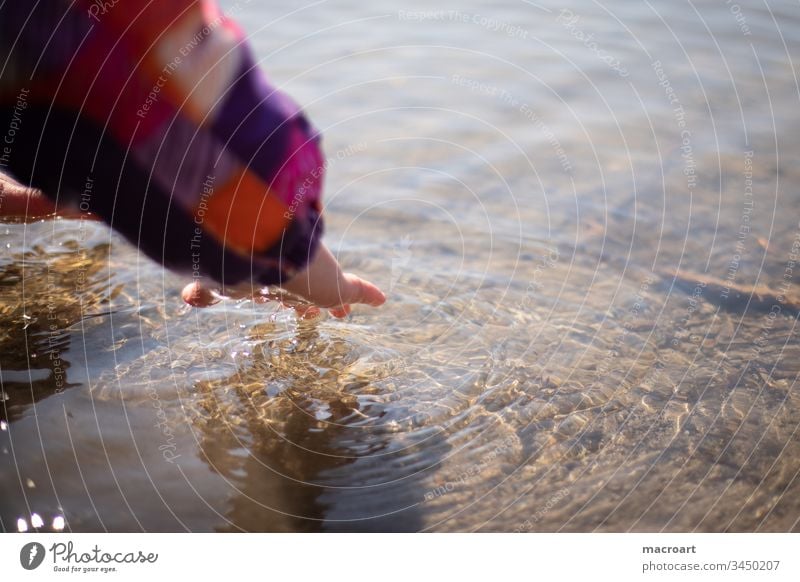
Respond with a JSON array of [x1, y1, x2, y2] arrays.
[[200, 169, 290, 254]]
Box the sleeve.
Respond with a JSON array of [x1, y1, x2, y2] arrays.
[[0, 0, 325, 288]]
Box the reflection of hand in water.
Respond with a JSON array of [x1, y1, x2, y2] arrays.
[[0, 235, 114, 425], [1, 173, 386, 319], [190, 320, 383, 531]]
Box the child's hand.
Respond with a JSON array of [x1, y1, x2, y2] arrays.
[[281, 243, 386, 317], [0, 173, 385, 319], [0, 174, 78, 220], [0, 173, 101, 221], [182, 243, 386, 318]]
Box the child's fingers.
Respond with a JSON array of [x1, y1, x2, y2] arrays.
[[0, 176, 54, 219], [329, 305, 352, 318], [342, 274, 386, 307], [183, 283, 339, 322], [181, 281, 220, 307], [0, 173, 102, 221], [183, 270, 386, 318]]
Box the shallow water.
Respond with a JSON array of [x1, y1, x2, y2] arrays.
[[2, 0, 800, 532]]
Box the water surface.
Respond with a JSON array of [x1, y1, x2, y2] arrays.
[[2, 0, 799, 532]]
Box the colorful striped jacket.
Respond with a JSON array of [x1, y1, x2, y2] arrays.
[[0, 0, 324, 286]]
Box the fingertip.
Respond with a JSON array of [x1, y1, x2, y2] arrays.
[[347, 275, 386, 307], [368, 295, 386, 307], [329, 305, 352, 318], [181, 281, 220, 308], [364, 284, 386, 306]]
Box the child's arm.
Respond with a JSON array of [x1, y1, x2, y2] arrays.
[[2, 2, 385, 317]]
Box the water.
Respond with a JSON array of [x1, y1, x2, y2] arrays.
[[2, 0, 800, 532]]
